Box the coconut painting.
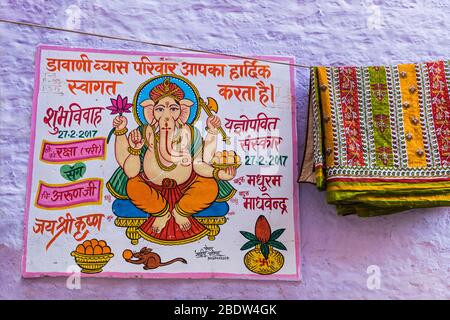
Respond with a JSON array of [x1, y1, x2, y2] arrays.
[[240, 215, 286, 275]]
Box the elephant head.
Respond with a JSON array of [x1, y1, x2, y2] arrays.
[[140, 79, 194, 165]]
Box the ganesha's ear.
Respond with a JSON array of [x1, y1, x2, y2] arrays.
[[141, 99, 156, 125], [140, 99, 155, 108], [179, 99, 194, 108], [179, 99, 194, 124]]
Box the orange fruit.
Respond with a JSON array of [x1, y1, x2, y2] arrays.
[[98, 240, 107, 247], [90, 239, 99, 247], [85, 245, 94, 255], [122, 249, 133, 260], [93, 245, 103, 255], [102, 246, 111, 254], [82, 240, 91, 248], [75, 244, 85, 254]]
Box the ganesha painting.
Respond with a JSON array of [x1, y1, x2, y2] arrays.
[[24, 47, 299, 279], [107, 75, 238, 246]]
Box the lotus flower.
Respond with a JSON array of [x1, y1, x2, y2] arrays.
[[240, 215, 287, 259], [106, 94, 132, 115], [106, 94, 132, 143]]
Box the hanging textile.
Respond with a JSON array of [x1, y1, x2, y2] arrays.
[[300, 61, 450, 216]]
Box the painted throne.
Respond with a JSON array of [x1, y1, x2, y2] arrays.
[[107, 168, 235, 246], [111, 199, 229, 245]]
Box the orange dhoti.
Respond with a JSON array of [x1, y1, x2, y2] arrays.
[[126, 171, 218, 244]]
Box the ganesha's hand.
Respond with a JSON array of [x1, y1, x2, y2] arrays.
[[206, 115, 221, 132], [113, 115, 128, 130], [128, 128, 144, 150], [218, 166, 237, 181]]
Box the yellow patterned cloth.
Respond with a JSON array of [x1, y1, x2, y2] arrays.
[[299, 62, 450, 216]]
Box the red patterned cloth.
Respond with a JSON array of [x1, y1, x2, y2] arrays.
[[138, 171, 207, 243]]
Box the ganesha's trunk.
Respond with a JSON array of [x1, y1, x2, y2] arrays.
[[158, 124, 188, 164]]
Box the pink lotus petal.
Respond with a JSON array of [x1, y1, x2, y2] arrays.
[[110, 98, 118, 108], [106, 106, 119, 115], [117, 94, 123, 107], [122, 97, 128, 106]]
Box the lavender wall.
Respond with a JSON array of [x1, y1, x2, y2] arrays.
[[0, 0, 449, 299]]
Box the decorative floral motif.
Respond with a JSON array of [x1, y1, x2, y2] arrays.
[[376, 146, 393, 166], [374, 114, 389, 133], [371, 83, 387, 102]]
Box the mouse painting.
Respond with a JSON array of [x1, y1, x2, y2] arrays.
[[23, 46, 300, 280]]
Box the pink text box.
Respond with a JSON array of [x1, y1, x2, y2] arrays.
[[35, 178, 103, 209], [40, 137, 106, 163]]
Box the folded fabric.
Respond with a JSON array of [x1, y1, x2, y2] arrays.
[[299, 61, 450, 216]]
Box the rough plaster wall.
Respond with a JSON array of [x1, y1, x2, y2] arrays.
[[0, 0, 449, 299]]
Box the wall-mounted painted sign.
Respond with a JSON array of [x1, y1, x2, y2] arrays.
[[23, 45, 300, 280]]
